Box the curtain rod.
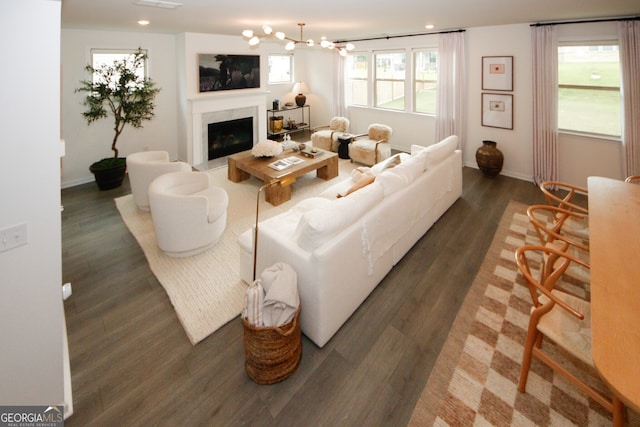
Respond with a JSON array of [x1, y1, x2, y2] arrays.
[[531, 16, 639, 27], [334, 28, 465, 44]]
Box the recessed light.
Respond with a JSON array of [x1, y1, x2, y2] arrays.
[[138, 20, 150, 26], [134, 0, 182, 9], [425, 24, 435, 30]]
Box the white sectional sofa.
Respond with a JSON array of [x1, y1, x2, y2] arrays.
[[238, 135, 462, 347]]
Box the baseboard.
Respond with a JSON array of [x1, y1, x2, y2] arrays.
[[462, 161, 533, 183], [61, 176, 95, 189]]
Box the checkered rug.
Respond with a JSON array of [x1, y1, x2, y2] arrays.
[[408, 200, 639, 426]]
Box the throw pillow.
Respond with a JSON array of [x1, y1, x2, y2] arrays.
[[375, 169, 408, 197], [371, 153, 403, 175], [338, 171, 376, 198], [296, 182, 384, 251], [380, 153, 401, 171], [390, 155, 425, 183], [411, 144, 427, 155], [350, 166, 372, 180], [425, 135, 459, 169]]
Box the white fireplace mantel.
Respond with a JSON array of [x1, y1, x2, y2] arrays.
[[188, 91, 268, 166]]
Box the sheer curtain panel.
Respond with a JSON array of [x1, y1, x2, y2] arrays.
[[531, 25, 559, 186], [618, 20, 640, 178], [435, 31, 466, 151], [335, 55, 347, 118]]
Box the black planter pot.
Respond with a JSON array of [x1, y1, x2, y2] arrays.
[[89, 157, 127, 191], [476, 140, 504, 177]]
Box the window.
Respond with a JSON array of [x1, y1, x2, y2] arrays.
[[346, 53, 368, 106], [375, 51, 406, 110], [558, 43, 621, 137], [414, 49, 438, 114], [91, 49, 147, 86], [268, 54, 292, 83]]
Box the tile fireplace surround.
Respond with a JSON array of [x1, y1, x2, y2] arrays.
[[189, 92, 268, 169]]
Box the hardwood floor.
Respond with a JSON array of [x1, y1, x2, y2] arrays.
[[62, 166, 549, 426]]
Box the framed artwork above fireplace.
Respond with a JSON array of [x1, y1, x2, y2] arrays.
[[198, 54, 260, 93]]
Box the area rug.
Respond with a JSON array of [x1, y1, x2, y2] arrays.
[[408, 200, 639, 426], [115, 159, 356, 345]]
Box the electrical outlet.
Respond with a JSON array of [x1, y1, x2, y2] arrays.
[[0, 223, 28, 253]]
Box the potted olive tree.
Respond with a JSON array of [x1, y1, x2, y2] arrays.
[[76, 48, 160, 190]]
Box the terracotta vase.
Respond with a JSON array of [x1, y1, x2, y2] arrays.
[[476, 140, 504, 177]]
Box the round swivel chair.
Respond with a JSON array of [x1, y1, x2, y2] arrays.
[[127, 151, 191, 211], [148, 171, 229, 258]]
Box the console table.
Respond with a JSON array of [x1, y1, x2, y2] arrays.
[[267, 105, 310, 140]]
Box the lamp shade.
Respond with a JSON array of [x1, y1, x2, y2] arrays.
[[292, 82, 309, 94], [292, 82, 309, 107]]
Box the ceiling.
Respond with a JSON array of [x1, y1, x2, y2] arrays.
[[61, 0, 640, 43]]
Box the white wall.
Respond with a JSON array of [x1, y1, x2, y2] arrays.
[[175, 33, 268, 165], [0, 0, 63, 405], [342, 26, 534, 180], [342, 22, 624, 187], [60, 22, 626, 188], [559, 133, 623, 185], [466, 24, 533, 181], [302, 48, 339, 127], [345, 33, 441, 152], [174, 34, 333, 164], [61, 29, 178, 188]]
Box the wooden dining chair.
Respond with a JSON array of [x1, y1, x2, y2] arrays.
[[539, 181, 589, 213], [527, 205, 589, 250], [515, 244, 623, 422], [527, 204, 590, 287], [624, 175, 640, 184], [539, 181, 589, 240]]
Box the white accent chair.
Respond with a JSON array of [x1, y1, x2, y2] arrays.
[[348, 124, 393, 166], [126, 151, 191, 211], [148, 171, 229, 258], [310, 117, 350, 152]]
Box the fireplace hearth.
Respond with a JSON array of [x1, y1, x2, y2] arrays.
[[189, 94, 267, 169], [208, 117, 253, 160]]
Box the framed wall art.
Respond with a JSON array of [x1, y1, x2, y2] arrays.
[[482, 56, 513, 91], [482, 93, 513, 129], [198, 54, 260, 93]]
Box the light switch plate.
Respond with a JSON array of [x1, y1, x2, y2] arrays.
[[0, 223, 28, 253]]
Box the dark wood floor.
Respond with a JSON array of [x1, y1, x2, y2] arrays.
[[62, 165, 548, 426]]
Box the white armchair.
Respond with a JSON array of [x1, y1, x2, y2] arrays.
[[126, 151, 191, 211], [348, 124, 393, 166], [310, 117, 350, 152], [148, 171, 229, 258]]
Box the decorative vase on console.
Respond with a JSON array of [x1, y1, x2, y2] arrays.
[[476, 140, 504, 177], [292, 81, 309, 107]]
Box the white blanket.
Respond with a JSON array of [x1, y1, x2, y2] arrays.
[[242, 262, 300, 327], [243, 280, 264, 326]]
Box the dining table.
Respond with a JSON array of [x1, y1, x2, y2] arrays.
[[588, 176, 640, 426]]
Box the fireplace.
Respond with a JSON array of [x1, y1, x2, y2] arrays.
[[188, 94, 267, 169], [208, 117, 253, 160]]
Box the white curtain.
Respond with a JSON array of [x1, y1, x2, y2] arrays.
[[618, 20, 640, 178], [435, 31, 466, 150], [531, 25, 558, 185], [334, 55, 347, 118]]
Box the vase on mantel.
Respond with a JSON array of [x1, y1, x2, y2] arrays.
[[476, 140, 504, 177]]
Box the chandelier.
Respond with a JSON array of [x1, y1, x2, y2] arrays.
[[242, 23, 355, 56]]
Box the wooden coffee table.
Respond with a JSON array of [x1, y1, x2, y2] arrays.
[[227, 148, 338, 206]]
